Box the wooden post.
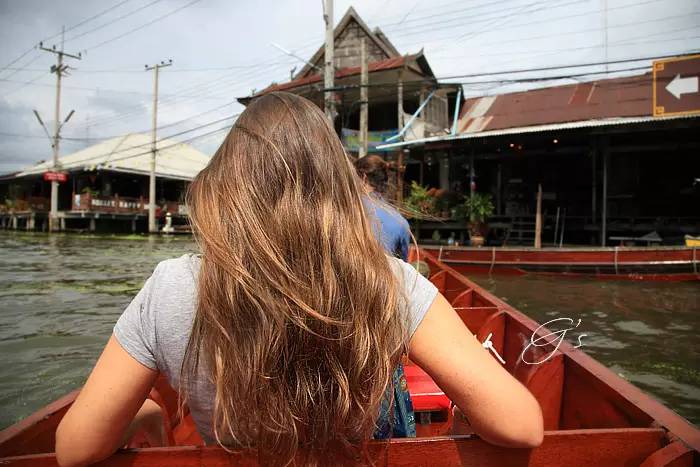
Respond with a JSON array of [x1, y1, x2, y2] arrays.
[[469, 149, 475, 200], [535, 184, 543, 248], [591, 137, 597, 244], [419, 87, 427, 120], [397, 150, 404, 204], [397, 68, 404, 131], [359, 38, 369, 158], [419, 152, 424, 185], [601, 136, 609, 247], [496, 163, 502, 215]]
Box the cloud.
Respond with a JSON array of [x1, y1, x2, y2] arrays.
[[0, 99, 55, 174]]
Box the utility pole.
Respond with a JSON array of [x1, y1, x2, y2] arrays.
[[38, 26, 81, 232], [322, 0, 335, 123], [144, 59, 172, 234], [359, 38, 368, 158]]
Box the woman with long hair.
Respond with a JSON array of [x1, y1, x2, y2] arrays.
[[55, 92, 543, 466], [354, 155, 411, 261]]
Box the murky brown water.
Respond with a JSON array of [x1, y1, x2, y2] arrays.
[[0, 232, 698, 429], [0, 232, 197, 429], [466, 271, 699, 425]]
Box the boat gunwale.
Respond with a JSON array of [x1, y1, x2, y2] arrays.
[[0, 428, 670, 465], [416, 248, 700, 453], [0, 390, 79, 451], [427, 245, 699, 253], [432, 258, 695, 266]]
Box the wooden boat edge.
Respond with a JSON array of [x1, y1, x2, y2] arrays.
[[0, 428, 675, 466], [415, 248, 700, 452]]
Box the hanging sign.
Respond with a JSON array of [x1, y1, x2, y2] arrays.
[[653, 54, 700, 117], [341, 128, 399, 153], [43, 171, 68, 183]]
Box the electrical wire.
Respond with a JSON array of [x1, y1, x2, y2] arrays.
[[63, 0, 164, 44], [82, 0, 203, 52], [42, 0, 137, 43]]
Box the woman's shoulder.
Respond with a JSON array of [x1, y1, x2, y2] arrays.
[[154, 253, 201, 275], [387, 257, 439, 337], [152, 253, 200, 282], [142, 253, 200, 310]]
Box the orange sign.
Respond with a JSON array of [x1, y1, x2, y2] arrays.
[[653, 54, 700, 117]]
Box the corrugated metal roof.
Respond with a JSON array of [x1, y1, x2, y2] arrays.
[[377, 70, 700, 150], [15, 133, 210, 181], [377, 113, 698, 150], [456, 73, 653, 134]]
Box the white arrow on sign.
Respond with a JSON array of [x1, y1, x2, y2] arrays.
[[666, 74, 699, 100]]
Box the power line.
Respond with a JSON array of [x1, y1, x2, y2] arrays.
[[55, 115, 240, 169], [392, 0, 697, 52], [46, 55, 681, 168], [0, 0, 138, 77], [0, 54, 46, 81], [59, 112, 239, 168], [0, 47, 36, 76], [1, 71, 50, 98], [63, 0, 164, 44], [82, 0, 202, 52], [433, 27, 700, 62], [316, 52, 698, 93], [43, 0, 137, 43], [381, 0, 572, 38], [73, 57, 293, 130]]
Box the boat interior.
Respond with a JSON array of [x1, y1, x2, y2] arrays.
[[0, 249, 697, 466]]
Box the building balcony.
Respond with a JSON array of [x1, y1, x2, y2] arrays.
[[71, 193, 187, 216]]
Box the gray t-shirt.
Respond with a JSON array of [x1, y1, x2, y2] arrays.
[[113, 254, 438, 444]]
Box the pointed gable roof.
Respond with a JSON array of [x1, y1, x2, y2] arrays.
[[296, 6, 400, 79], [372, 27, 400, 57]]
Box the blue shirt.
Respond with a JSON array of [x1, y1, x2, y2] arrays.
[[364, 194, 411, 261]]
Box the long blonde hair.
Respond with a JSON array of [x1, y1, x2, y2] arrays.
[[183, 92, 407, 464]]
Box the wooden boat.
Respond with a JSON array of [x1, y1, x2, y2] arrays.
[[1, 248, 698, 466], [424, 245, 700, 281]]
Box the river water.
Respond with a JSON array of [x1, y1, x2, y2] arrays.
[[0, 232, 698, 429]]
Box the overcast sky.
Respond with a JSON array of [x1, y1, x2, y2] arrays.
[[1, 0, 698, 173]]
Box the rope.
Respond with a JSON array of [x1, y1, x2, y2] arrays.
[[614, 246, 619, 275], [438, 246, 443, 262], [489, 247, 496, 274]]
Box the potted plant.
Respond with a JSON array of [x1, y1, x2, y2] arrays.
[[404, 181, 437, 219], [459, 193, 494, 247]]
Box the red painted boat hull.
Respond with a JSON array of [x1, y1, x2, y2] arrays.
[[424, 245, 700, 281]]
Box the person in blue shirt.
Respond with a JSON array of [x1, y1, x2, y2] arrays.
[[355, 155, 412, 261]]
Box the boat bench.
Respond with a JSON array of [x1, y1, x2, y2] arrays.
[[429, 268, 566, 432]]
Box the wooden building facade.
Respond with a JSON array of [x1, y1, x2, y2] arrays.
[[380, 70, 700, 246], [238, 7, 461, 157]]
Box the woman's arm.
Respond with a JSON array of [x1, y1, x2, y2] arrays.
[[409, 293, 544, 448], [55, 335, 159, 466]]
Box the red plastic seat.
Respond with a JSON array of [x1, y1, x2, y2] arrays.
[[404, 364, 451, 412]]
